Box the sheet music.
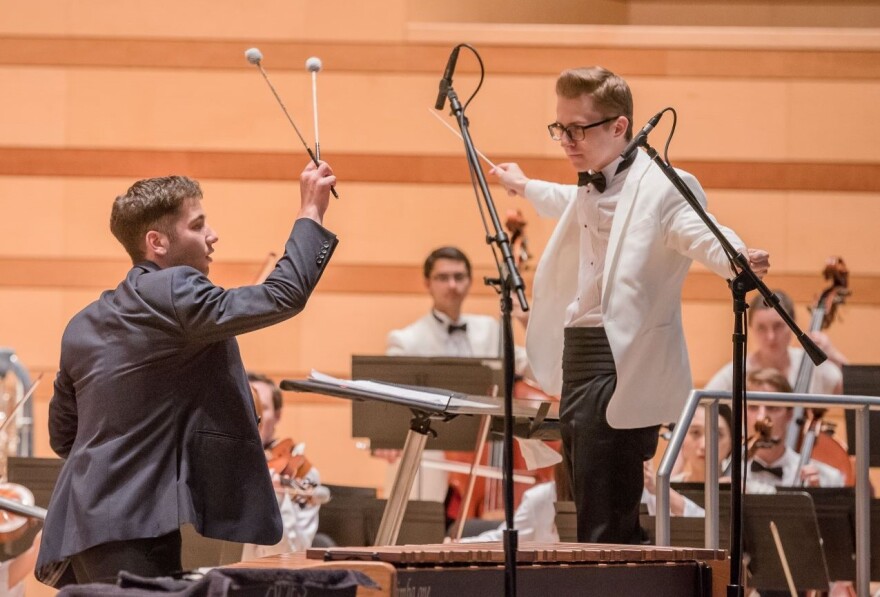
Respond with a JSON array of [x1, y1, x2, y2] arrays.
[[308, 370, 499, 411], [308, 370, 448, 409]]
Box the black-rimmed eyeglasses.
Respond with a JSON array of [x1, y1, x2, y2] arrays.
[[547, 116, 618, 142]]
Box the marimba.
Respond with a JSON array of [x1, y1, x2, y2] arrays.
[[236, 542, 729, 597]]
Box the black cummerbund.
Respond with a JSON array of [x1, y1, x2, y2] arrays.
[[562, 327, 616, 383]]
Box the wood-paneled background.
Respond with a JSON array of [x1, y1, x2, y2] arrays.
[[1, 6, 878, 587]]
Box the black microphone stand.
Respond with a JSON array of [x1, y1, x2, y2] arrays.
[[635, 140, 825, 596], [446, 85, 528, 597]]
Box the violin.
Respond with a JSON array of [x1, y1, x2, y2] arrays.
[[0, 376, 44, 543], [265, 438, 328, 506], [0, 482, 41, 544], [792, 257, 854, 486], [267, 437, 313, 481], [250, 379, 326, 506], [746, 417, 778, 461], [505, 209, 532, 272]]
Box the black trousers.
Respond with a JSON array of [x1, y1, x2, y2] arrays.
[[561, 327, 659, 544], [69, 530, 182, 585]]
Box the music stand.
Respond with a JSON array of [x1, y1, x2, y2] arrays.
[[776, 486, 856, 582], [867, 498, 880, 580], [7, 456, 64, 508], [350, 355, 502, 450], [843, 365, 880, 466], [282, 375, 556, 547], [742, 493, 830, 592]]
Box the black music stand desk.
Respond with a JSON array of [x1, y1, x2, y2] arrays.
[[742, 493, 830, 592], [281, 375, 556, 547]]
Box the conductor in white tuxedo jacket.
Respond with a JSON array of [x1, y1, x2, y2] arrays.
[[492, 66, 769, 544]]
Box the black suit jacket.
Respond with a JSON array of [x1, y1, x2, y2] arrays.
[[36, 217, 337, 586]]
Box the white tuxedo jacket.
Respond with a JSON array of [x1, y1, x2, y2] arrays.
[[386, 312, 501, 358], [387, 312, 530, 375], [525, 150, 745, 429]]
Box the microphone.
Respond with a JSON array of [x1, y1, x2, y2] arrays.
[[434, 46, 461, 111], [620, 109, 664, 159]]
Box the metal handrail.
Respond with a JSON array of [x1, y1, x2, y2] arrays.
[[655, 389, 880, 597]]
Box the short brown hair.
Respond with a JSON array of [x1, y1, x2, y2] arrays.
[[556, 67, 634, 140], [423, 246, 472, 279], [747, 368, 793, 394], [748, 290, 796, 323], [110, 176, 202, 263], [248, 372, 283, 414]]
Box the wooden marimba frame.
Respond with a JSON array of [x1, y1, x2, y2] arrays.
[[234, 541, 729, 597]]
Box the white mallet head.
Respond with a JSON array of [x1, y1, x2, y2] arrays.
[[305, 56, 323, 73], [245, 47, 263, 65]]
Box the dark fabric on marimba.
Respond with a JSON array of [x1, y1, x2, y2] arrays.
[[561, 327, 659, 544], [57, 567, 376, 596]]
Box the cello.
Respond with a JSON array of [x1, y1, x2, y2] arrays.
[[792, 257, 854, 485]]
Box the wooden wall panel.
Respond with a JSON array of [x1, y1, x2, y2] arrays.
[[0, 68, 68, 146], [0, 0, 409, 42], [2, 176, 876, 277], [0, 289, 97, 369], [627, 1, 880, 28], [788, 80, 880, 161], [2, 65, 879, 163], [408, 0, 627, 25], [3, 0, 879, 39], [0, 177, 69, 256]]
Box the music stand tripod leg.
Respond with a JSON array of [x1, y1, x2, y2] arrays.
[[374, 413, 434, 546]]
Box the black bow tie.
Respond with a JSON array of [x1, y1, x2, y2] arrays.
[[750, 460, 784, 479], [578, 170, 606, 192], [577, 152, 636, 193], [448, 322, 468, 334]]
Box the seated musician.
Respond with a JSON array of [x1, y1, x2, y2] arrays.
[[744, 368, 844, 491], [705, 290, 846, 395], [241, 373, 322, 560], [457, 463, 566, 544], [386, 246, 528, 370], [642, 404, 733, 517], [377, 246, 529, 505]]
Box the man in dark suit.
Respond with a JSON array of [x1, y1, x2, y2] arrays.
[[35, 160, 338, 587]]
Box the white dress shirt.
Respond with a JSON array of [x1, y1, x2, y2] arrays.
[[459, 481, 560, 543], [567, 155, 628, 327], [705, 346, 842, 395], [748, 446, 844, 491]]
